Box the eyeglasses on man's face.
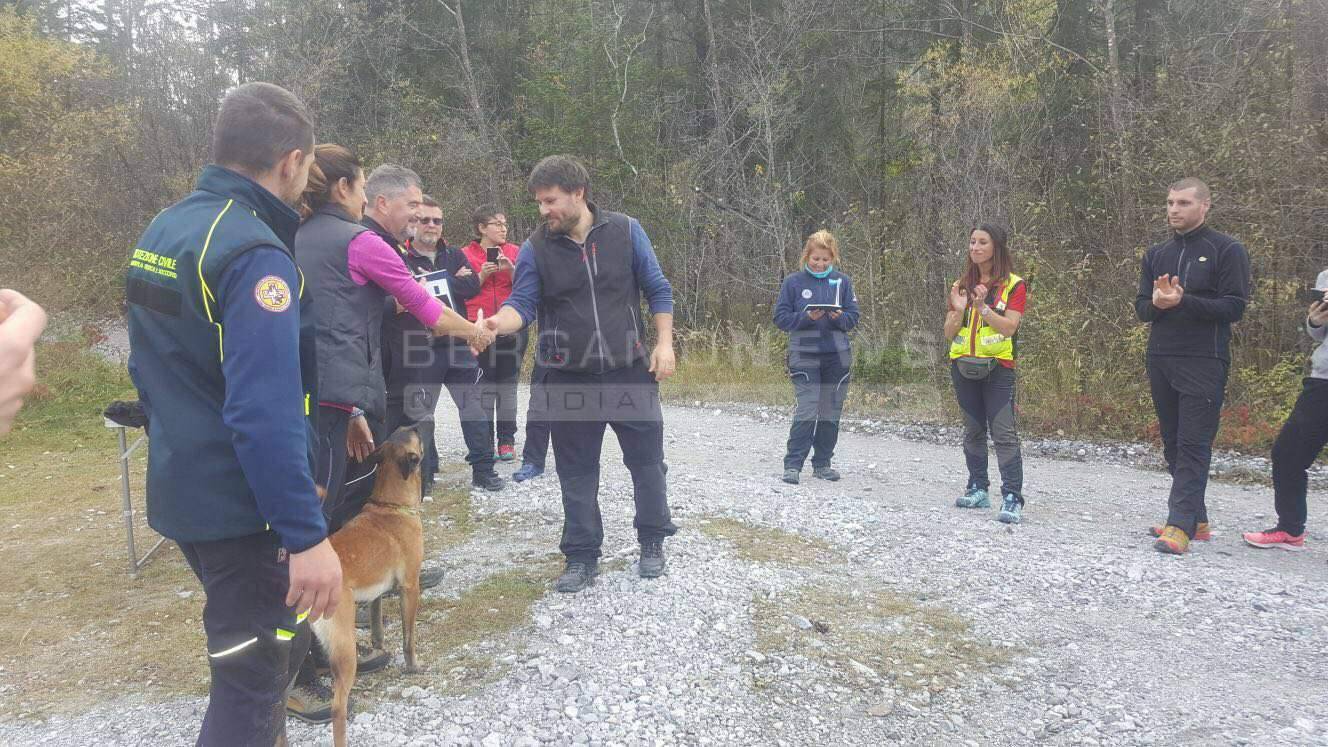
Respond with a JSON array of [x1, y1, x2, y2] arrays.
[[484, 221, 508, 228], [418, 217, 444, 225]]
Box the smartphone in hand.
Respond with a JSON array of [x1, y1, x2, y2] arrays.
[[1302, 286, 1328, 304], [486, 246, 500, 264]]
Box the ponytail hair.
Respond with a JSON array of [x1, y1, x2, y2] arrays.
[[299, 143, 362, 221]]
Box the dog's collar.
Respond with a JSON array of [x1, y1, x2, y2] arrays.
[[366, 499, 420, 516]]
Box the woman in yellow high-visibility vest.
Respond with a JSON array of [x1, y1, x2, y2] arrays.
[[942, 224, 1028, 523]]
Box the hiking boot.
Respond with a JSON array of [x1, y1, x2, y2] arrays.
[[812, 466, 841, 481], [286, 680, 334, 724], [1150, 522, 1212, 541], [315, 643, 390, 676], [419, 565, 446, 590], [998, 493, 1022, 524], [497, 444, 516, 461], [1153, 525, 1190, 555], [1242, 528, 1306, 551], [472, 471, 505, 491], [555, 560, 598, 593], [955, 487, 990, 509], [356, 643, 390, 674], [782, 468, 800, 484], [513, 463, 545, 482], [639, 540, 666, 579]]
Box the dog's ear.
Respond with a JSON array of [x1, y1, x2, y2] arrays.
[[364, 444, 385, 466], [396, 451, 421, 480]]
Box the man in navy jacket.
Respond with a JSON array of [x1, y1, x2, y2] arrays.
[[126, 83, 341, 745]]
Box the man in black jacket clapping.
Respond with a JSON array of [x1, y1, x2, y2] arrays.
[[1136, 177, 1251, 555]]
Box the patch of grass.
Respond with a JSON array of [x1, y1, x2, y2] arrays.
[[698, 517, 843, 566], [664, 351, 793, 409], [0, 434, 210, 720], [423, 484, 476, 551], [0, 335, 209, 721], [369, 559, 562, 697], [7, 337, 136, 452], [751, 585, 1011, 695], [665, 328, 951, 423]]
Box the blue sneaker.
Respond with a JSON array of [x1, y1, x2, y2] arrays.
[[998, 493, 1022, 524], [955, 487, 990, 508], [513, 463, 544, 482]]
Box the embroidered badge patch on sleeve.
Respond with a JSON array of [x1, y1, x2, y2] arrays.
[[254, 275, 292, 312]]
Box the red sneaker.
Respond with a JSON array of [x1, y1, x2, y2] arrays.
[[1242, 528, 1305, 551], [1150, 522, 1211, 541], [497, 444, 516, 461]]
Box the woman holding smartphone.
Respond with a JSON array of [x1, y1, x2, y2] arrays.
[[774, 230, 860, 484], [463, 206, 525, 461], [943, 224, 1027, 523]]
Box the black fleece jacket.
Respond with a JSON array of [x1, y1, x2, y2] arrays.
[[1134, 224, 1251, 362]]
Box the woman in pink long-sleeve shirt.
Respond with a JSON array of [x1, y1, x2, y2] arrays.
[[294, 145, 483, 508]]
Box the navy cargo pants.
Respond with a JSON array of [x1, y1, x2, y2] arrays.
[[178, 531, 310, 747]]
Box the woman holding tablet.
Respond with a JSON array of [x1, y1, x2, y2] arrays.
[[943, 224, 1027, 523], [773, 230, 860, 484]]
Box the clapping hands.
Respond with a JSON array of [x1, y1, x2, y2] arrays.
[[1152, 274, 1184, 309]]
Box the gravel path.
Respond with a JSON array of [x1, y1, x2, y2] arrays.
[[4, 392, 1327, 746]]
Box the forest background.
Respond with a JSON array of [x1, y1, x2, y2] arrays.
[[2, 0, 1327, 449]]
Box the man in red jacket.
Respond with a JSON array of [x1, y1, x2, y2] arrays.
[[462, 206, 525, 462]]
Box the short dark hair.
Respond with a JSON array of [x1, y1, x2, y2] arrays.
[[1168, 177, 1211, 202], [419, 194, 441, 209], [527, 155, 591, 198], [470, 204, 503, 236], [212, 82, 315, 175]]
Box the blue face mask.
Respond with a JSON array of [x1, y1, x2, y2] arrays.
[[806, 264, 834, 279]]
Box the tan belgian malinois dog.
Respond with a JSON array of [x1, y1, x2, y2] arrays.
[[310, 425, 426, 747]]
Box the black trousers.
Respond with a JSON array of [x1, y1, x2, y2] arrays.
[[521, 364, 552, 469], [314, 406, 379, 535], [1147, 355, 1229, 538], [950, 362, 1024, 501], [178, 531, 310, 747], [783, 349, 851, 471], [546, 357, 677, 562], [1270, 377, 1328, 536], [479, 330, 529, 446]]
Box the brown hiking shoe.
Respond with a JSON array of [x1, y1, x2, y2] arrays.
[[1150, 522, 1211, 541], [286, 680, 333, 724], [1153, 525, 1190, 555]]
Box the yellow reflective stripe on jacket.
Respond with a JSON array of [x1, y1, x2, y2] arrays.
[[199, 200, 236, 361], [949, 273, 1022, 362], [275, 628, 295, 641]]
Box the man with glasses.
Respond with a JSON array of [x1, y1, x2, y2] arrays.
[[390, 194, 503, 500]]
